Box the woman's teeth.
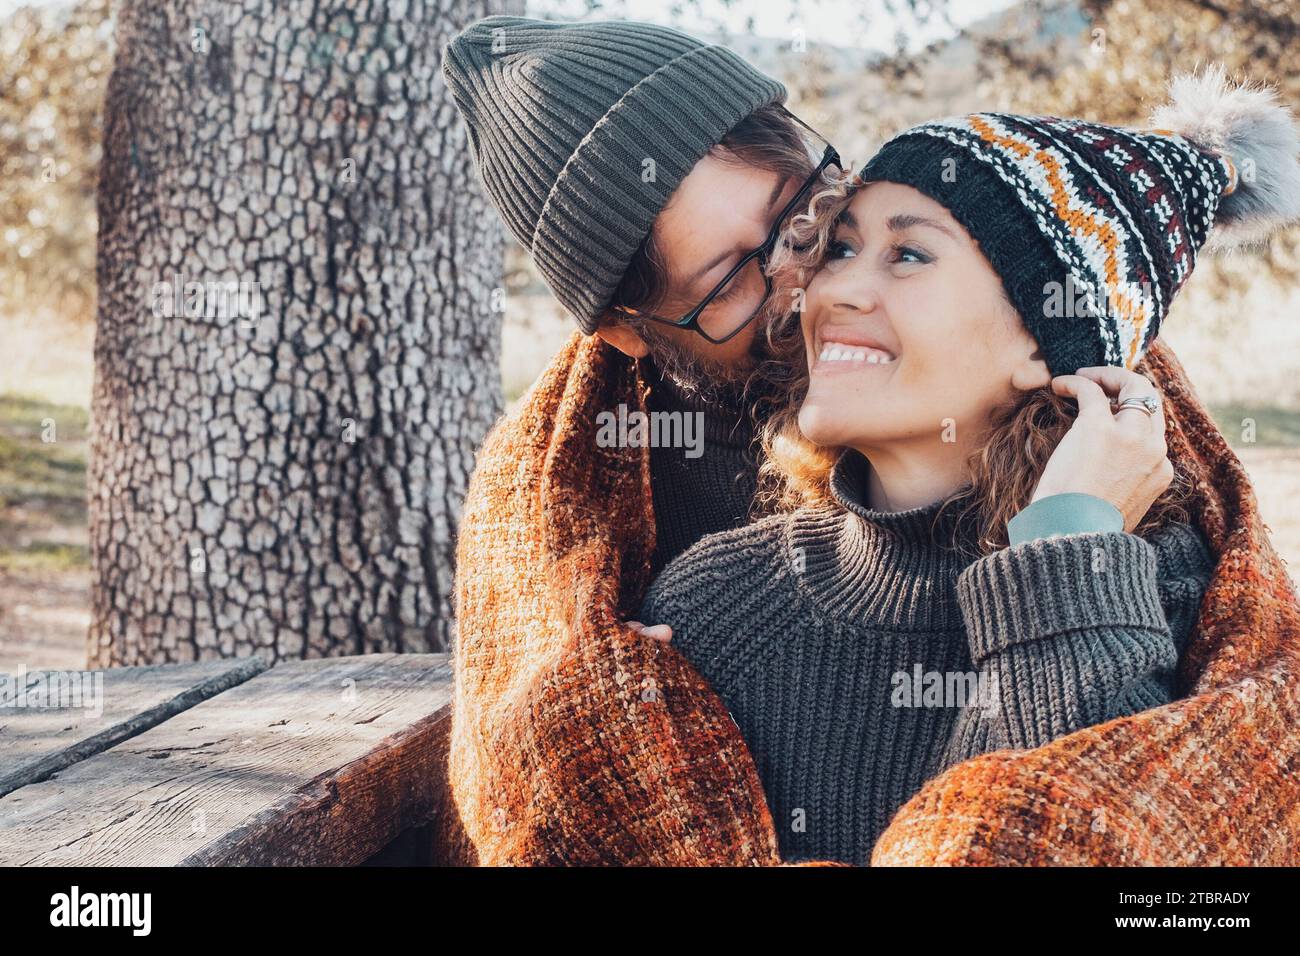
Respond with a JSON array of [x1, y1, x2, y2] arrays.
[[817, 344, 896, 365]]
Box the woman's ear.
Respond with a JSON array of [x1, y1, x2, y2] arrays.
[[594, 321, 650, 358], [1001, 294, 1052, 392], [1010, 347, 1053, 392]]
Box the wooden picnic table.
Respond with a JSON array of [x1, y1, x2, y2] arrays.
[[0, 654, 472, 865]]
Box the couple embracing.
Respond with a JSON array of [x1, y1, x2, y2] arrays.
[[440, 16, 1300, 866]]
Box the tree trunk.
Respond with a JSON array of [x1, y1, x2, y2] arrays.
[[89, 0, 516, 666]]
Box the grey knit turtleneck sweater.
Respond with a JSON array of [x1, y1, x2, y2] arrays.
[[640, 356, 761, 576], [639, 447, 1214, 865]]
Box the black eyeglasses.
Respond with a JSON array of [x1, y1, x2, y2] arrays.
[[611, 116, 841, 345]]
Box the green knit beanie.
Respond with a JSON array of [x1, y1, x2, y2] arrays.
[[440, 16, 787, 333]]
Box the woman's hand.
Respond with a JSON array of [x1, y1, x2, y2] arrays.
[[626, 621, 672, 643], [1033, 366, 1173, 533]]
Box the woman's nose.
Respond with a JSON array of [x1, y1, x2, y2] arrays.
[[824, 264, 881, 315]]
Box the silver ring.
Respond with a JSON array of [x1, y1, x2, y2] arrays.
[[1111, 395, 1160, 417]]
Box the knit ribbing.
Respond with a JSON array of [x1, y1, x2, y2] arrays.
[[441, 16, 786, 332], [641, 447, 1214, 864], [959, 531, 1168, 662], [788, 447, 975, 631]]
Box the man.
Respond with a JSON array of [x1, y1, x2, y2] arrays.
[[438, 16, 1299, 866], [442, 16, 828, 581]]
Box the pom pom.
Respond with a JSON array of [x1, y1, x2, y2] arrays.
[[1150, 64, 1300, 249]]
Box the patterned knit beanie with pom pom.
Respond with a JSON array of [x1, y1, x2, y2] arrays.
[[858, 66, 1300, 376]]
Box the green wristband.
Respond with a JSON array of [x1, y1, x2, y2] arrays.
[[1007, 493, 1124, 547]]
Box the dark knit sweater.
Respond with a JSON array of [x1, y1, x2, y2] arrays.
[[641, 357, 760, 576], [639, 447, 1214, 865]]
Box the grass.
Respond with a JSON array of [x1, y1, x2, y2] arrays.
[[0, 541, 89, 572], [0, 393, 90, 570], [1207, 404, 1300, 450]]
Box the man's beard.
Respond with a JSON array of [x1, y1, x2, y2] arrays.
[[635, 320, 773, 409]]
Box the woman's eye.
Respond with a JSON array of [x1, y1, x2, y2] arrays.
[[891, 244, 932, 265], [827, 238, 856, 260]]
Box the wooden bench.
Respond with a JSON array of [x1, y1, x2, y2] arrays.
[[0, 654, 475, 865]]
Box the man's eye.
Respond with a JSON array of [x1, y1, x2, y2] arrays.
[[713, 281, 742, 303]]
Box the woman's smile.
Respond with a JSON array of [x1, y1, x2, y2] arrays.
[[812, 327, 898, 374]]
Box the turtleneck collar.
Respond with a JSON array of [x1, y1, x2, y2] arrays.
[[828, 447, 972, 548], [787, 448, 981, 631]]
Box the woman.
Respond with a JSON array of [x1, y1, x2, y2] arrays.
[[637, 71, 1300, 865]]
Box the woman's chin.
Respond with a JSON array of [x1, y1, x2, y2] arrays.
[[798, 401, 856, 448]]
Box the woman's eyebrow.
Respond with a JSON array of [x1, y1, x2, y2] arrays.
[[887, 213, 955, 237]]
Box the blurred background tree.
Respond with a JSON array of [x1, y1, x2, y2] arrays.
[[0, 0, 111, 325]]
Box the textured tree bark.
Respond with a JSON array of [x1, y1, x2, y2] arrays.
[[89, 0, 516, 665]]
